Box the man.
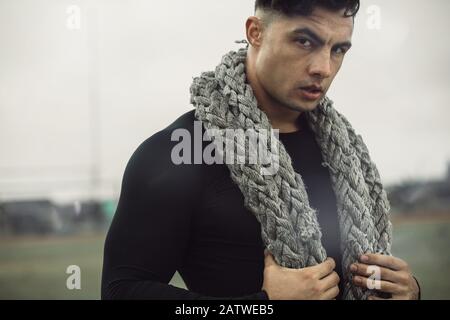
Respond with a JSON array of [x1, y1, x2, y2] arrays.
[[101, 0, 421, 300]]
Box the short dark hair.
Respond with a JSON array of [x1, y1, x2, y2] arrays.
[[254, 0, 360, 18]]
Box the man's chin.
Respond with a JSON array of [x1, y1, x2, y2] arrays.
[[278, 96, 322, 113], [292, 99, 322, 112]]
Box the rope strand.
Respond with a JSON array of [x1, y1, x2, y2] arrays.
[[190, 47, 392, 300]]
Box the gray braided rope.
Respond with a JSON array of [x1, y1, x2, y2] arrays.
[[190, 47, 392, 300]]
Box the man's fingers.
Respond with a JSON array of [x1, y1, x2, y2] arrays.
[[264, 250, 278, 267], [350, 262, 404, 284], [320, 285, 340, 300], [360, 253, 408, 271], [352, 274, 402, 294], [320, 271, 340, 291], [368, 295, 390, 300], [309, 257, 336, 279]]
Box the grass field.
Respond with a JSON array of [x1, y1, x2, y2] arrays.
[[390, 218, 450, 299], [0, 219, 449, 299]]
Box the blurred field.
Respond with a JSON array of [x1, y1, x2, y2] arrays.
[[0, 218, 449, 299], [390, 217, 450, 299], [0, 233, 106, 299]]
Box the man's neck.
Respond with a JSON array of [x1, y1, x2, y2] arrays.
[[245, 51, 302, 134]]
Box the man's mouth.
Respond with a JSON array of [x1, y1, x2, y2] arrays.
[[298, 85, 323, 101]]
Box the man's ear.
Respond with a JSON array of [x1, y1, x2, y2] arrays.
[[245, 16, 264, 48]]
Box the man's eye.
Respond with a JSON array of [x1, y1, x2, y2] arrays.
[[297, 38, 313, 48], [333, 47, 347, 55]]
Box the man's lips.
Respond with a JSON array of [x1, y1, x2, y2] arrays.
[[300, 84, 323, 92], [298, 85, 323, 101]]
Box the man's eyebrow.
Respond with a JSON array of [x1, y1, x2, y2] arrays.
[[291, 27, 352, 48], [334, 41, 352, 49], [291, 27, 325, 45]]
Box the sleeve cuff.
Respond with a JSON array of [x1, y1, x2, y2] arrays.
[[413, 275, 421, 300]]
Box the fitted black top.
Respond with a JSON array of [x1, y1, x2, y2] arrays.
[[101, 109, 343, 300]]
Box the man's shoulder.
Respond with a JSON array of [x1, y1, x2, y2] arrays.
[[138, 109, 197, 153], [119, 109, 208, 210], [161, 109, 197, 135], [127, 109, 210, 176]]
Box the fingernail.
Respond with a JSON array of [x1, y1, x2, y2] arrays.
[[361, 255, 369, 262], [350, 264, 357, 272]]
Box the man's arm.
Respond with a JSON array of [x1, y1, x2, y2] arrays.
[[101, 131, 268, 300]]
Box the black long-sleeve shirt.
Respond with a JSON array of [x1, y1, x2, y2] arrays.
[[101, 109, 344, 300]]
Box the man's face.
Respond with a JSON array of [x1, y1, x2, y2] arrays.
[[254, 7, 354, 112]]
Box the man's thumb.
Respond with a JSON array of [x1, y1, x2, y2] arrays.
[[264, 249, 276, 266]]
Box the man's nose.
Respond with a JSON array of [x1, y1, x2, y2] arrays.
[[307, 50, 332, 79]]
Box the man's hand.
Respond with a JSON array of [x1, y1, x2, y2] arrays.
[[262, 250, 340, 300], [350, 253, 420, 300]]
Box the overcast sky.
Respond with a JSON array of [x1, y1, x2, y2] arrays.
[[1, 0, 449, 201]]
